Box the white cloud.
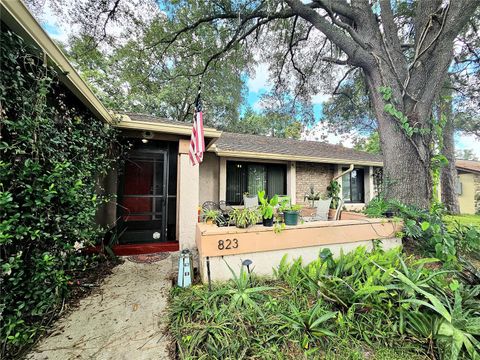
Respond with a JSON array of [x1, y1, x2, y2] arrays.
[[311, 93, 331, 104], [456, 133, 480, 158], [247, 63, 271, 93]]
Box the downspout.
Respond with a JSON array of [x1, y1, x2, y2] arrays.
[[334, 164, 354, 181]]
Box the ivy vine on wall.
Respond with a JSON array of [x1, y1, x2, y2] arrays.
[[0, 29, 122, 357]]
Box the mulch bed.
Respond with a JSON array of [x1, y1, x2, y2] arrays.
[[66, 254, 122, 309]]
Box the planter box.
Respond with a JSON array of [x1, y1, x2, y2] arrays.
[[196, 218, 402, 282], [300, 207, 316, 217], [340, 211, 368, 220]]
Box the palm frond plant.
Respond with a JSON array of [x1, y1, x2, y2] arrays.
[[280, 302, 337, 349], [223, 262, 276, 316], [202, 209, 221, 225], [230, 207, 261, 228]]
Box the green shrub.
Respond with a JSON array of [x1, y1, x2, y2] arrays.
[[365, 198, 457, 264], [169, 246, 479, 359], [450, 221, 480, 257], [0, 30, 121, 357]]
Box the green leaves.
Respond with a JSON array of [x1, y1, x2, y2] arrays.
[[257, 191, 278, 219], [1, 30, 121, 357], [379, 86, 430, 138]]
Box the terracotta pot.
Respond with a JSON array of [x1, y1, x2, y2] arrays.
[[340, 211, 367, 220], [300, 207, 316, 217], [328, 209, 336, 220]]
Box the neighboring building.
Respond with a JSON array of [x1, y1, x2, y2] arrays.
[[3, 1, 477, 257], [456, 159, 480, 215]]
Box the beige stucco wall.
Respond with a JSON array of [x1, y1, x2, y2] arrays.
[[458, 172, 476, 214], [177, 141, 200, 249], [475, 174, 480, 214], [199, 152, 219, 205]]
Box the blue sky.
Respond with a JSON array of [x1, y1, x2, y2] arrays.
[[40, 15, 479, 155]]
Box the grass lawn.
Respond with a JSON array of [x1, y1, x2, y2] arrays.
[[444, 214, 480, 228], [168, 246, 478, 359]]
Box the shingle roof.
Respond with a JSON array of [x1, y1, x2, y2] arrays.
[[456, 159, 480, 174], [214, 132, 383, 165]]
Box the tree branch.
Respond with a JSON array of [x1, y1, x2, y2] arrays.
[[285, 0, 373, 68]]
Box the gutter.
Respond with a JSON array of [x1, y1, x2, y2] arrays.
[[212, 149, 383, 167], [115, 114, 222, 138], [0, 0, 113, 123]]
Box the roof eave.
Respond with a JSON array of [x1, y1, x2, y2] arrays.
[[213, 149, 383, 167], [456, 167, 480, 175], [0, 0, 113, 123], [114, 114, 222, 138]]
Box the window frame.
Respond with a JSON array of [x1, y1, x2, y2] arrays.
[[342, 167, 365, 203], [226, 161, 287, 205]]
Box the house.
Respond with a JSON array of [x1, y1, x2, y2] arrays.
[[456, 159, 480, 214], [96, 113, 383, 254], [2, 0, 475, 260]]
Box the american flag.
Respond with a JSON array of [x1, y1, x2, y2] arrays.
[[189, 94, 205, 166]]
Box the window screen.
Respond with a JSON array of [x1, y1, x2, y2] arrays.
[[226, 161, 286, 205]]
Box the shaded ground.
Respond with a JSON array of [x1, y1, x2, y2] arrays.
[[27, 253, 175, 360]]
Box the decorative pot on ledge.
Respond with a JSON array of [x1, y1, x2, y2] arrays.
[[328, 209, 336, 220], [263, 217, 274, 227], [283, 210, 299, 225]]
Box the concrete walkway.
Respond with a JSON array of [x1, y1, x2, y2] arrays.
[[27, 254, 174, 360]]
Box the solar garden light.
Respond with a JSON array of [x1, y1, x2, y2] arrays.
[[242, 259, 253, 286]]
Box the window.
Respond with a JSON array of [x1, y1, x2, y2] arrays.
[[342, 168, 365, 203], [226, 161, 286, 205], [456, 177, 463, 195]]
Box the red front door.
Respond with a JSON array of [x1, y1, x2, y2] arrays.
[[118, 150, 167, 244]]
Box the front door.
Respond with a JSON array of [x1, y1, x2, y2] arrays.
[[118, 149, 168, 244]]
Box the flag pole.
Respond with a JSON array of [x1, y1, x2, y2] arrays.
[[195, 81, 202, 109]]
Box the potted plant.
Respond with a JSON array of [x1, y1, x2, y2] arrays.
[[303, 185, 321, 208], [258, 190, 279, 227], [230, 207, 261, 228], [202, 209, 221, 225], [327, 180, 341, 219], [279, 199, 302, 226]]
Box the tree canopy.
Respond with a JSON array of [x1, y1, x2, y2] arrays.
[[29, 0, 480, 208]]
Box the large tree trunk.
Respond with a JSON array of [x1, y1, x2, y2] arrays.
[[285, 0, 478, 209], [365, 71, 433, 209], [440, 96, 460, 214]]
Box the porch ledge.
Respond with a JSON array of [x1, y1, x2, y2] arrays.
[[196, 218, 402, 257]]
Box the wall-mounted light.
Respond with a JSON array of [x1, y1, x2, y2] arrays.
[[142, 130, 153, 138], [141, 138, 149, 144]]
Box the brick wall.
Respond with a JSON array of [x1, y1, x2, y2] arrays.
[[296, 162, 335, 205]]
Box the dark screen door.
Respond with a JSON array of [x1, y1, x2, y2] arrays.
[[118, 150, 168, 244]]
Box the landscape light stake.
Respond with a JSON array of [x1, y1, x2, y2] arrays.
[[242, 259, 253, 286], [206, 256, 212, 291]]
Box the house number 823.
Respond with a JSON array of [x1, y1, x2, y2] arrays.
[[217, 238, 238, 250]]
